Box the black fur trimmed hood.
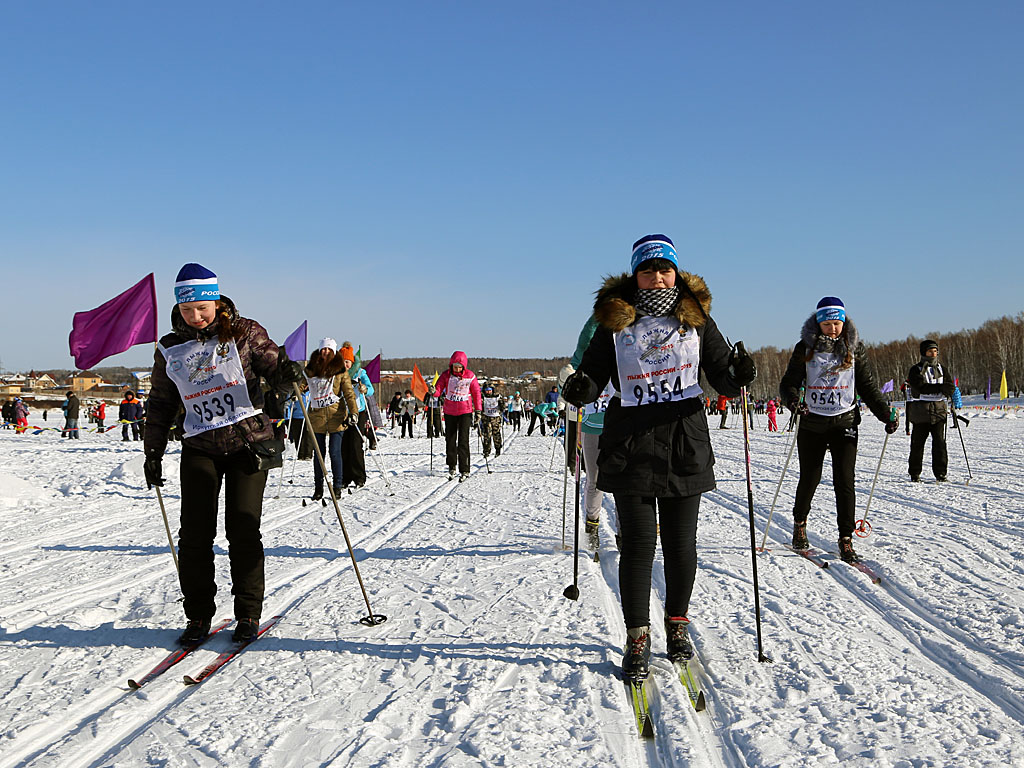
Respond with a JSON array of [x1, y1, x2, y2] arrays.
[[593, 272, 712, 333]]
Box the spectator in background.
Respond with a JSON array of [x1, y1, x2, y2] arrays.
[[120, 390, 143, 441]]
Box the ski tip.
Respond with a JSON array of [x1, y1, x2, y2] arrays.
[[695, 691, 706, 711], [640, 715, 655, 739], [301, 499, 307, 507], [183, 675, 200, 686], [127, 679, 141, 690]]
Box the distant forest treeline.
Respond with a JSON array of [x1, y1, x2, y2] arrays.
[[32, 312, 1024, 401], [741, 312, 1024, 401]]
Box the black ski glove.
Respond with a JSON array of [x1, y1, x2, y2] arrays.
[[787, 399, 809, 416], [272, 346, 305, 389], [144, 455, 164, 489], [561, 371, 599, 408], [472, 412, 480, 429], [885, 416, 900, 434], [728, 341, 757, 388]]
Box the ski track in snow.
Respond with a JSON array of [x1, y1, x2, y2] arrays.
[[1, 405, 1023, 767]]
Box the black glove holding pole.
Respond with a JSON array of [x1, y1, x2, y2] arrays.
[[728, 341, 757, 388], [144, 454, 164, 489]]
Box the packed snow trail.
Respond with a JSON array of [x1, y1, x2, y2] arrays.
[[1, 407, 1023, 767]]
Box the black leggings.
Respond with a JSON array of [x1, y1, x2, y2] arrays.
[[614, 494, 701, 629], [444, 413, 472, 473], [792, 426, 858, 537], [178, 447, 267, 621]]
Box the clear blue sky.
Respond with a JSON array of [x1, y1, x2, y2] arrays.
[[2, 2, 1021, 371]]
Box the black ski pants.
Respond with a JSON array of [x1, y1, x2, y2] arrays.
[[527, 411, 546, 436], [615, 494, 701, 629], [909, 421, 947, 479], [341, 426, 367, 487], [178, 446, 267, 622], [792, 425, 859, 538], [444, 413, 472, 474], [510, 411, 522, 431]]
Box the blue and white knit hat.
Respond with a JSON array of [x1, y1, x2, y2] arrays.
[[815, 296, 846, 323], [174, 263, 220, 305], [631, 234, 678, 274]]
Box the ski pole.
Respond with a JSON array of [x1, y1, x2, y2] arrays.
[[353, 417, 394, 495], [759, 412, 801, 551], [856, 408, 894, 537], [476, 421, 491, 474], [154, 486, 180, 574], [291, 384, 387, 625], [563, 408, 585, 601], [951, 406, 972, 484], [559, 426, 570, 550], [740, 383, 772, 663]]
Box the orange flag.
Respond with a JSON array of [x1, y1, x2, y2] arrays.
[[411, 365, 429, 402]]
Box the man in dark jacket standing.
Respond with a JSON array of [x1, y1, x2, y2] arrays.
[[120, 391, 143, 441], [906, 339, 955, 482], [65, 392, 81, 439]]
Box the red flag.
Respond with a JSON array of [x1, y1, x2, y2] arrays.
[[69, 274, 158, 370], [411, 364, 429, 402]]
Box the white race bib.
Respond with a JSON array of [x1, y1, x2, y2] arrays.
[[446, 375, 472, 403], [306, 374, 340, 410], [585, 381, 616, 416], [483, 395, 501, 417], [916, 364, 946, 402], [160, 338, 260, 437], [805, 352, 856, 416], [615, 317, 702, 408]]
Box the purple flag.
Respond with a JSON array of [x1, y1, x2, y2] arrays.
[[364, 354, 381, 385], [284, 320, 307, 361], [881, 379, 894, 394], [69, 274, 158, 370]]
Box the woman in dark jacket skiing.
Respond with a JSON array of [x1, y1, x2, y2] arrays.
[[562, 234, 756, 680], [143, 263, 303, 645], [779, 297, 899, 564]]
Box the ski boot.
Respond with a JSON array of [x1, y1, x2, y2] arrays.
[[448, 468, 456, 481], [311, 489, 323, 502], [495, 446, 501, 457], [792, 520, 809, 550], [585, 516, 600, 535], [621, 626, 651, 680], [459, 473, 469, 483], [665, 615, 694, 662], [178, 619, 211, 647], [838, 536, 861, 564], [232, 618, 260, 643]]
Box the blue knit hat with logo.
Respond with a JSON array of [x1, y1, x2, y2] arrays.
[[815, 296, 846, 323], [630, 234, 678, 274], [174, 263, 220, 304]]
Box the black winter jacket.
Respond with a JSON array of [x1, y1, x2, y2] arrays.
[[576, 272, 741, 497], [779, 315, 891, 433], [906, 359, 954, 425], [145, 296, 287, 459]]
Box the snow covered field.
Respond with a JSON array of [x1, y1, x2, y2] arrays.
[[1, 401, 1022, 768]]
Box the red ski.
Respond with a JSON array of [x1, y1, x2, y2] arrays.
[[784, 545, 829, 568], [183, 615, 283, 686], [128, 619, 232, 689]]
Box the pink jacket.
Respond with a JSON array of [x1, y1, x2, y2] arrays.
[[434, 350, 482, 417]]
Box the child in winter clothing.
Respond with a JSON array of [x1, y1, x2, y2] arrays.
[[433, 351, 482, 480], [479, 383, 505, 457], [766, 399, 778, 432], [779, 297, 899, 564], [398, 390, 417, 438], [562, 234, 756, 680], [906, 339, 955, 482]]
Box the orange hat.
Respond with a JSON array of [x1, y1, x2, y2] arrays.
[[340, 342, 355, 362]]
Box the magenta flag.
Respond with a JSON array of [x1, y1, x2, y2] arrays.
[[284, 320, 307, 361], [69, 274, 158, 370], [364, 354, 381, 384]]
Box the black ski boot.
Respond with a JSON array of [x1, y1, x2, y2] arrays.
[[621, 626, 651, 680], [585, 517, 599, 535], [792, 520, 809, 550], [838, 536, 861, 564], [311, 489, 323, 502], [232, 618, 259, 643], [178, 619, 211, 646], [665, 615, 694, 662]]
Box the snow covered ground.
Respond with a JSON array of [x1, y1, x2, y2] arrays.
[[1, 399, 1023, 767]]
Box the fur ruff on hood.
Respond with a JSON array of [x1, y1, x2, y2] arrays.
[[800, 313, 859, 370], [305, 349, 348, 378], [593, 272, 712, 333]]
